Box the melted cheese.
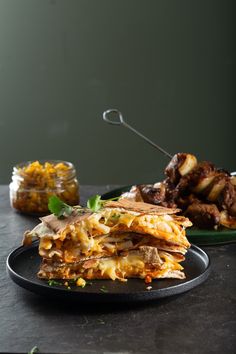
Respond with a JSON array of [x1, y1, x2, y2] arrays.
[[98, 254, 145, 280], [36, 207, 189, 247], [37, 207, 190, 270], [39, 253, 184, 281]]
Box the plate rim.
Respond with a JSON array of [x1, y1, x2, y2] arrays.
[[6, 242, 211, 303]]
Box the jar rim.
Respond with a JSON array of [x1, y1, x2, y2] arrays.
[[12, 160, 77, 183], [14, 159, 75, 170]]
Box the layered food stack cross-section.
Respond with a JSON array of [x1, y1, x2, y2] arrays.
[[23, 199, 192, 282]]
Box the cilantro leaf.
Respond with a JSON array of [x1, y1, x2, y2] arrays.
[[87, 195, 120, 212], [100, 286, 109, 293], [87, 194, 102, 212], [48, 196, 73, 218], [28, 346, 39, 354], [47, 279, 62, 286]]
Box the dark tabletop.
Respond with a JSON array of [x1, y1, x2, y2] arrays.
[[0, 185, 235, 354]]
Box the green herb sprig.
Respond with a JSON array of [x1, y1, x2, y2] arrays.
[[48, 279, 63, 286], [48, 195, 73, 218], [100, 285, 109, 293], [28, 346, 39, 354], [87, 195, 120, 212], [48, 194, 120, 218]]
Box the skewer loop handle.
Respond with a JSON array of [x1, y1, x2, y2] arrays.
[[103, 109, 124, 125]]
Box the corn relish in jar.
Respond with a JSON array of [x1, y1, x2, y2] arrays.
[[9, 160, 79, 215]]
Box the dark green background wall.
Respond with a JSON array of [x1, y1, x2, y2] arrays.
[[0, 0, 235, 185]]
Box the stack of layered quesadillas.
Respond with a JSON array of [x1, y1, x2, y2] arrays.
[[23, 199, 192, 282]]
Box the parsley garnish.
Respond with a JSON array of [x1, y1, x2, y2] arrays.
[[28, 346, 39, 354], [87, 195, 120, 212], [100, 285, 109, 293], [87, 195, 103, 212], [47, 278, 92, 289], [111, 213, 120, 220], [48, 279, 62, 286], [48, 194, 120, 217], [48, 195, 73, 218]]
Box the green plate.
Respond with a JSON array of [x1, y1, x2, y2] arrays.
[[101, 186, 236, 246], [186, 228, 236, 246]]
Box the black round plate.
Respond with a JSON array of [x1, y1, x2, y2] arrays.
[[102, 186, 236, 246], [6, 242, 210, 303]]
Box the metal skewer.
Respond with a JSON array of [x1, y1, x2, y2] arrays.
[[103, 109, 173, 159]]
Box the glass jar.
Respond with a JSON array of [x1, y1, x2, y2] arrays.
[[9, 160, 79, 215]]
